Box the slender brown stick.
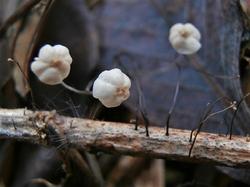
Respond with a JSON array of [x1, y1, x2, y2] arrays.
[[0, 0, 42, 38], [188, 100, 236, 157], [1, 108, 250, 168]]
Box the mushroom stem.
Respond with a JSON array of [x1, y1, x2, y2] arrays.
[[61, 81, 92, 96]]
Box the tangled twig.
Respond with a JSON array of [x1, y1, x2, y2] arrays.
[[189, 97, 236, 157]]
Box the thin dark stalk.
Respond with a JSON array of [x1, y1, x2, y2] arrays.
[[166, 64, 181, 136], [134, 109, 139, 130], [65, 98, 82, 118], [113, 52, 150, 136], [202, 104, 235, 124], [133, 75, 149, 136], [189, 99, 220, 142], [229, 93, 250, 140], [189, 98, 235, 157], [89, 103, 103, 120]]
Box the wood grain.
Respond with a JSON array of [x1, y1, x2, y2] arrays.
[[0, 108, 250, 168]]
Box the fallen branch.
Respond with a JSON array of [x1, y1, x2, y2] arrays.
[[0, 108, 250, 168]]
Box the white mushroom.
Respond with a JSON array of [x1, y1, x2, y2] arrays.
[[31, 44, 72, 85], [92, 68, 131, 108], [169, 23, 201, 55]]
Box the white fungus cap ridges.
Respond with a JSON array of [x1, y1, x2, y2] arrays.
[[169, 23, 201, 55], [31, 44, 72, 85], [93, 68, 131, 108]]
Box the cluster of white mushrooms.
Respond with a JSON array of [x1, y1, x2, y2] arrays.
[[30, 23, 201, 108]]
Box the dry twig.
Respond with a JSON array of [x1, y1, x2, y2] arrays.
[[0, 108, 250, 168], [0, 0, 43, 38]]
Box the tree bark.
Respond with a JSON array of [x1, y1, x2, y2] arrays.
[[0, 108, 250, 168]]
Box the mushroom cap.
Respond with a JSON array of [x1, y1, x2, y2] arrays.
[[92, 68, 131, 108], [169, 23, 201, 55], [31, 44, 72, 85]]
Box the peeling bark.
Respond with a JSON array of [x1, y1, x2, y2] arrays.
[[0, 108, 250, 168]]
